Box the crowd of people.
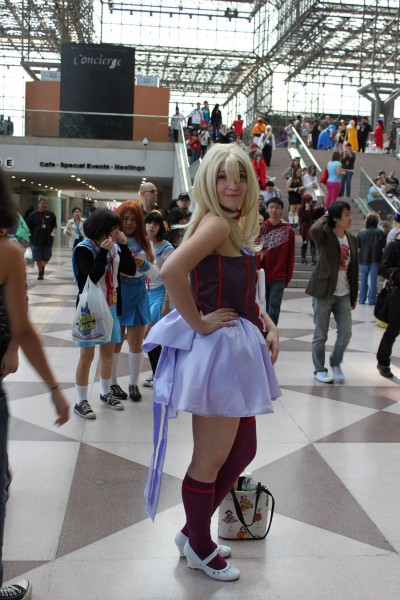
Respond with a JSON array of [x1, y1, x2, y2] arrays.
[[0, 115, 13, 136], [170, 102, 245, 163], [281, 114, 398, 155], [368, 169, 400, 209], [2, 126, 400, 595]]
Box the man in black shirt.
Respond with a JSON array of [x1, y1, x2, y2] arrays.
[[27, 198, 57, 280], [358, 116, 372, 153], [176, 192, 192, 221]]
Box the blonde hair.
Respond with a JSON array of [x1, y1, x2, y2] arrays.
[[183, 144, 260, 251]]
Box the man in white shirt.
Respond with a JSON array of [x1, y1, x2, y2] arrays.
[[170, 107, 186, 142], [189, 103, 203, 132], [261, 180, 281, 207]]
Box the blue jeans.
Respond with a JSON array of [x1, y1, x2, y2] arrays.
[[213, 123, 221, 142], [0, 386, 8, 586], [359, 263, 379, 304], [339, 171, 354, 197], [190, 149, 200, 164], [312, 294, 352, 373], [266, 280, 285, 325]]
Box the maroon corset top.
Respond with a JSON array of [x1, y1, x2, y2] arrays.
[[190, 253, 265, 334]]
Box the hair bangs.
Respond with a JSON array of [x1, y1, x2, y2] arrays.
[[223, 152, 243, 184]]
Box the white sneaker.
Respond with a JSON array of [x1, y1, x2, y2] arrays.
[[331, 365, 345, 383], [314, 371, 334, 383], [143, 374, 154, 388]]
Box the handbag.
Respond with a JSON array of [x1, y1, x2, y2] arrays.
[[218, 482, 275, 540], [320, 167, 328, 185], [72, 277, 114, 343], [374, 283, 395, 325]]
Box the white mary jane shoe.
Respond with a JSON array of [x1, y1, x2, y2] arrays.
[[183, 541, 240, 581], [174, 531, 231, 559]]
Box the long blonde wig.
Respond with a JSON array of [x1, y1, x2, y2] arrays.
[[183, 143, 260, 251]]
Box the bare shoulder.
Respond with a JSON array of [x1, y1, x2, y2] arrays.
[[197, 212, 230, 237], [0, 239, 24, 284]]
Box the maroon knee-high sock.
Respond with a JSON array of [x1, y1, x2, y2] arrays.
[[182, 473, 226, 570], [181, 417, 257, 536], [213, 416, 257, 510]]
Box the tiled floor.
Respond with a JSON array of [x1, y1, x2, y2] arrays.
[[3, 245, 400, 599]]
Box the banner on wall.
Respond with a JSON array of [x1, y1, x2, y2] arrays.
[[60, 43, 135, 141]]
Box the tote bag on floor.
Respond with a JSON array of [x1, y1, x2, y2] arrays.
[[218, 482, 275, 540]]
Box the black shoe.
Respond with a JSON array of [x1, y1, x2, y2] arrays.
[[37, 272, 44, 280], [312, 259, 317, 266], [129, 384, 142, 402], [74, 400, 96, 419], [301, 258, 308, 264], [110, 384, 128, 400], [5, 468, 12, 491], [0, 579, 31, 599], [100, 392, 124, 411], [377, 364, 393, 378]]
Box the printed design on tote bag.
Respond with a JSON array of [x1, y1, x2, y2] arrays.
[[221, 509, 239, 532], [76, 302, 96, 337], [239, 494, 254, 511]]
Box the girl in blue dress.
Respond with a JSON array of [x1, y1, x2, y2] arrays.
[[143, 211, 174, 388], [144, 144, 281, 582], [144, 211, 174, 326], [111, 201, 155, 402]]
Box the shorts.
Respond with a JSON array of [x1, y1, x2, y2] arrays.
[[31, 246, 52, 263]]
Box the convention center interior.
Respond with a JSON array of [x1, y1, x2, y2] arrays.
[[0, 0, 400, 598]]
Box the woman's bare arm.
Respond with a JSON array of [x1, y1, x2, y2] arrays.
[[1, 241, 69, 425]]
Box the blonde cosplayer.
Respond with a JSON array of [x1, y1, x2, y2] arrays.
[[183, 144, 261, 251]]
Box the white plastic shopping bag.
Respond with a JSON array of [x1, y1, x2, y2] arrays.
[[72, 278, 113, 343], [24, 246, 33, 267]]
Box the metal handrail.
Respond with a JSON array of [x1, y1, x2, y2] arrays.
[[26, 108, 169, 119], [174, 120, 193, 201], [290, 126, 322, 173], [288, 126, 324, 200]]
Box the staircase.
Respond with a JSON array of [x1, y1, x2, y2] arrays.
[[267, 147, 398, 289]]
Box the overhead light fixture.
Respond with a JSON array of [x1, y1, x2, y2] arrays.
[[77, 178, 81, 181], [71, 175, 75, 178], [21, 179, 26, 182]]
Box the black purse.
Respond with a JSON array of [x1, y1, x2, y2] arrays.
[[374, 283, 395, 324]]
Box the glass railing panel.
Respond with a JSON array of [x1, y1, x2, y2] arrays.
[[359, 167, 398, 220]]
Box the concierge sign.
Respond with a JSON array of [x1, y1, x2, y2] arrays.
[[60, 43, 135, 141]]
